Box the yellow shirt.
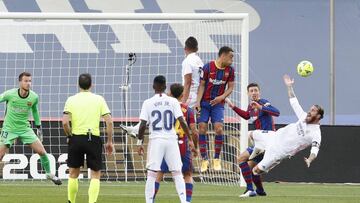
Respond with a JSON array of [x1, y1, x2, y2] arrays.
[[64, 91, 110, 136]]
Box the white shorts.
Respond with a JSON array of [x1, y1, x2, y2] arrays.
[[146, 137, 183, 171], [186, 92, 197, 108], [257, 148, 287, 173], [252, 130, 276, 150]]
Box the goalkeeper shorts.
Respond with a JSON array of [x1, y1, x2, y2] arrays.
[[0, 128, 38, 148]]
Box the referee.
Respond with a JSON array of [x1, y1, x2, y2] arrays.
[[63, 73, 114, 203]]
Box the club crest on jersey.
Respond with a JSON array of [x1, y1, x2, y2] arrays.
[[27, 102, 32, 107]]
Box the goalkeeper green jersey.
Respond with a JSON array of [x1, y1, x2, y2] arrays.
[[0, 88, 41, 132]]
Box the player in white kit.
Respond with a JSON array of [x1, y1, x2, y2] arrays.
[[250, 75, 324, 176], [181, 36, 204, 108], [120, 37, 203, 136], [137, 75, 194, 203]]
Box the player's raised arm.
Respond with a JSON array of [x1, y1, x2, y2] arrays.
[[283, 74, 306, 120]]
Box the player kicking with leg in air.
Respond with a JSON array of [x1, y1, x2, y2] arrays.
[[249, 75, 323, 184], [0, 72, 61, 185], [153, 83, 198, 203], [137, 76, 194, 203], [225, 83, 280, 197]]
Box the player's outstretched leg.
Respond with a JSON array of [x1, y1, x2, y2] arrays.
[[213, 123, 224, 171], [198, 123, 209, 172], [120, 123, 140, 138], [30, 140, 62, 185]]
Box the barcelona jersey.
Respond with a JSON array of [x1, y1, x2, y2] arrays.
[[201, 61, 235, 102]]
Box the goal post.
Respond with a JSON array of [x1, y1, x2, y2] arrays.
[[0, 12, 249, 186]]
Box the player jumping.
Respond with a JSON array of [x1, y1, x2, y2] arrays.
[[194, 46, 235, 172]]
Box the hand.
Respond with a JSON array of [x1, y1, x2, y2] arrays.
[[138, 145, 144, 156], [225, 98, 235, 108], [105, 142, 114, 155], [210, 96, 224, 106], [283, 74, 294, 87], [304, 157, 311, 168], [193, 102, 201, 117], [250, 101, 262, 110], [36, 128, 43, 142]]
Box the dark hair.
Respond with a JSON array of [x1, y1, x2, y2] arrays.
[[247, 83, 260, 91], [170, 83, 184, 99], [78, 73, 92, 90], [18, 72, 31, 81], [185, 36, 198, 52], [218, 46, 234, 57], [153, 75, 166, 91], [315, 104, 324, 119]]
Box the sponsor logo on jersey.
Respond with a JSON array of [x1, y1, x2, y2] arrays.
[[209, 78, 225, 85]]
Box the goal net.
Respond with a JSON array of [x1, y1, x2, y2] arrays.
[[0, 13, 249, 186]]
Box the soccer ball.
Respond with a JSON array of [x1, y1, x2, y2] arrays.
[[297, 60, 314, 77]]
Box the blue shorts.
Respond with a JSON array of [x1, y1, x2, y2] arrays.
[[246, 146, 264, 163], [197, 101, 224, 123], [160, 150, 192, 173]]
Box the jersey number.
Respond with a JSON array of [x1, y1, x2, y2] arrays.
[[151, 110, 173, 131]]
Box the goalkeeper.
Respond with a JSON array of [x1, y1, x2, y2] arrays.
[[0, 72, 61, 185]]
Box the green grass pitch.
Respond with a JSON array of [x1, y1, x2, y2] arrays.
[[0, 181, 359, 203]]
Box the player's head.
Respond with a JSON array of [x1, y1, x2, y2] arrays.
[[218, 46, 234, 67], [153, 75, 166, 93], [78, 73, 92, 90], [169, 83, 184, 100], [247, 83, 260, 101], [18, 72, 32, 91], [306, 104, 324, 124], [184, 36, 198, 54]]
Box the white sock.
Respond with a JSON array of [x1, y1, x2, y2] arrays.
[[145, 171, 157, 203], [172, 171, 186, 203], [134, 122, 141, 134]]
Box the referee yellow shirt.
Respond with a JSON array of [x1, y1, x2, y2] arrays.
[[63, 91, 110, 136]]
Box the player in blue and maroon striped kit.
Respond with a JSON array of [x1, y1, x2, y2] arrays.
[[195, 46, 235, 172], [226, 83, 280, 197]]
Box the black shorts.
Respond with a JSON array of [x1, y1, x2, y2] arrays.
[[67, 135, 104, 171]]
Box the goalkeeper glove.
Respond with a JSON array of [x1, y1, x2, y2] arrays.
[[36, 126, 43, 142]]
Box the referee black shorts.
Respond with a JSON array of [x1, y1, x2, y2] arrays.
[[67, 135, 104, 171]]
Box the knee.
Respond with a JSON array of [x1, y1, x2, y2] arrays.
[[252, 166, 264, 175], [69, 168, 80, 178], [237, 151, 250, 163], [198, 124, 207, 134], [90, 170, 101, 179], [214, 125, 223, 135], [37, 150, 46, 156]]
